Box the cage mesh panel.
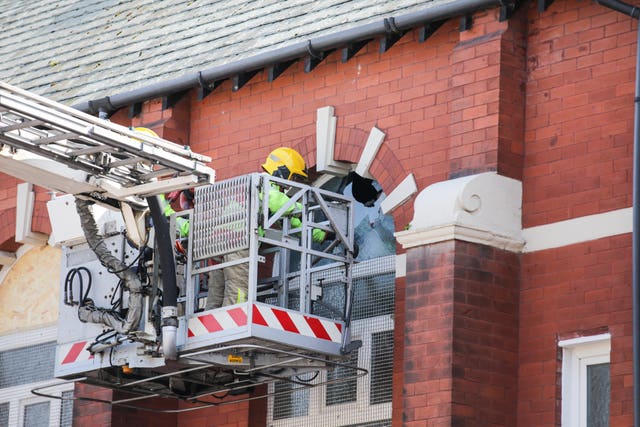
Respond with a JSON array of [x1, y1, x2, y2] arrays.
[[272, 372, 315, 419], [60, 390, 74, 427], [341, 422, 391, 427], [24, 401, 50, 427], [326, 348, 359, 406], [0, 342, 55, 388], [370, 330, 394, 404], [269, 256, 395, 426], [193, 176, 251, 260], [0, 402, 8, 426]]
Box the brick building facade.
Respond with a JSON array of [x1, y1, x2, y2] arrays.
[[0, 0, 637, 425]]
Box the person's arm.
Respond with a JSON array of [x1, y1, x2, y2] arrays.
[[268, 185, 326, 243], [159, 194, 190, 237]]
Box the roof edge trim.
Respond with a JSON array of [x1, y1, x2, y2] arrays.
[[73, 0, 505, 114]]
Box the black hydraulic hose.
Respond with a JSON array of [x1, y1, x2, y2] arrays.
[[146, 196, 178, 308], [75, 198, 143, 333], [146, 195, 179, 360]]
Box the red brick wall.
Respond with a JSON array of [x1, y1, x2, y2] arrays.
[[402, 241, 519, 426], [523, 1, 635, 227], [176, 398, 252, 427], [111, 391, 178, 427], [72, 383, 115, 427], [451, 242, 520, 426], [0, 5, 530, 242], [0, 0, 637, 426], [73, 385, 254, 427], [519, 234, 632, 426], [403, 241, 455, 426]]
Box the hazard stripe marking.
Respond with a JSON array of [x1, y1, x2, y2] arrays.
[[273, 308, 299, 334], [62, 341, 86, 365], [252, 305, 342, 343], [60, 341, 94, 365], [188, 305, 248, 337], [200, 314, 223, 333], [187, 304, 343, 344], [227, 307, 248, 326], [252, 305, 268, 326], [304, 316, 331, 341]]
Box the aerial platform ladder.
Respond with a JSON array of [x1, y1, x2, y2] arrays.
[[0, 80, 214, 202], [0, 81, 363, 410]]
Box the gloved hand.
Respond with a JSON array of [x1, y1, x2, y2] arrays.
[[352, 242, 359, 259], [324, 231, 336, 242]]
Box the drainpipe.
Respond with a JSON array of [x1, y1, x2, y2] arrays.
[[594, 1, 640, 425]]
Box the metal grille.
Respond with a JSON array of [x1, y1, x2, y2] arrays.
[[268, 255, 395, 427], [370, 330, 394, 405], [60, 391, 74, 427], [23, 402, 49, 427], [0, 402, 8, 426], [0, 342, 55, 388], [326, 348, 359, 406], [192, 175, 251, 260]]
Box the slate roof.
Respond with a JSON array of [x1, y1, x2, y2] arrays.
[[0, 0, 496, 111]]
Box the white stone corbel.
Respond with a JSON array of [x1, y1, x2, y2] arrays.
[[15, 182, 48, 245], [395, 172, 524, 252]]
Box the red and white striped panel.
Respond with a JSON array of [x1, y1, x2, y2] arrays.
[[59, 341, 94, 365], [188, 305, 248, 337], [252, 305, 342, 343]]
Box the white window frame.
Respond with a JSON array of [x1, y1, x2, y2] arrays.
[[559, 333, 611, 427], [0, 326, 74, 427]]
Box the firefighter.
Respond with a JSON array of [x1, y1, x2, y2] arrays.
[[205, 147, 329, 309], [160, 190, 191, 238]]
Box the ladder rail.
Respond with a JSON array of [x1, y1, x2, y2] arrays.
[[0, 81, 210, 162], [0, 92, 211, 177], [0, 81, 215, 199]]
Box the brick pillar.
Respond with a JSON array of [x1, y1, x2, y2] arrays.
[[402, 241, 456, 425], [400, 240, 519, 426], [131, 95, 191, 147], [72, 383, 115, 427], [447, 6, 527, 181], [111, 391, 178, 426], [396, 172, 523, 426]]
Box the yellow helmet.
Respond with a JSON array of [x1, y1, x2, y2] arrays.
[[261, 147, 308, 180], [133, 127, 158, 138]]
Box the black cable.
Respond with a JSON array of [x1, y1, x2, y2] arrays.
[[64, 267, 92, 306], [109, 279, 124, 311], [106, 232, 148, 275], [295, 371, 319, 382]]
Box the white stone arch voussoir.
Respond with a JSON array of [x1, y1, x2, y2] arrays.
[[315, 105, 417, 215]]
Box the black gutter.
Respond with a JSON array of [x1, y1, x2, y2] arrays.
[[594, 1, 640, 426], [73, 0, 506, 114]]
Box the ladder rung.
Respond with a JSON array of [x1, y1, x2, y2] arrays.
[[140, 168, 178, 180], [33, 132, 79, 145], [107, 157, 146, 168], [69, 145, 116, 156], [0, 119, 44, 132]]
